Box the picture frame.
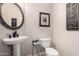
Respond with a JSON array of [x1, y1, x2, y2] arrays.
[[66, 3, 79, 30], [39, 12, 50, 27]]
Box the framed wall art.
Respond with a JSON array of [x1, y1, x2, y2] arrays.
[[66, 3, 79, 30], [39, 12, 50, 27]]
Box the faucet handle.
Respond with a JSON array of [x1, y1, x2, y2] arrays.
[[7, 34, 11, 38]]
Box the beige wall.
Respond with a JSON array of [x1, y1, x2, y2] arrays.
[[1, 3, 79, 56], [22, 3, 54, 55], [20, 3, 79, 56], [52, 3, 79, 56]]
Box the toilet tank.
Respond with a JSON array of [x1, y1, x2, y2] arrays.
[[39, 38, 51, 48]]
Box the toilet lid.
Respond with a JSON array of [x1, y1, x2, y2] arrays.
[[45, 48, 59, 56]]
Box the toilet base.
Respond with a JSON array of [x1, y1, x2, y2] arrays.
[[45, 47, 59, 56]]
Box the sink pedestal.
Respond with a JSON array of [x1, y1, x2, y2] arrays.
[[13, 44, 20, 56], [2, 36, 28, 56]]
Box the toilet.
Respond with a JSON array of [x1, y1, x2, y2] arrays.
[[39, 38, 59, 56]]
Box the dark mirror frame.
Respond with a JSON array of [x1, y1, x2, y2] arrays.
[[0, 3, 24, 30]]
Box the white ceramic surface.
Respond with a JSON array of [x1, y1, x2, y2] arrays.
[[2, 36, 28, 45], [2, 36, 28, 56], [39, 38, 51, 48], [45, 48, 59, 56]]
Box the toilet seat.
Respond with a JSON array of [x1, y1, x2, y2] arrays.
[[45, 47, 59, 56]]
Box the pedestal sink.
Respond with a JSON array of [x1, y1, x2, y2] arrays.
[[2, 36, 28, 56]]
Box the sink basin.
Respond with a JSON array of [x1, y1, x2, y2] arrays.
[[2, 36, 28, 45], [2, 36, 28, 56]]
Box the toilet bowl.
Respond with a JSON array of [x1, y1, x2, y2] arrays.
[[39, 38, 59, 56], [45, 47, 59, 56]]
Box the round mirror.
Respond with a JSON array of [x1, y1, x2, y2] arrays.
[[0, 3, 24, 30]]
